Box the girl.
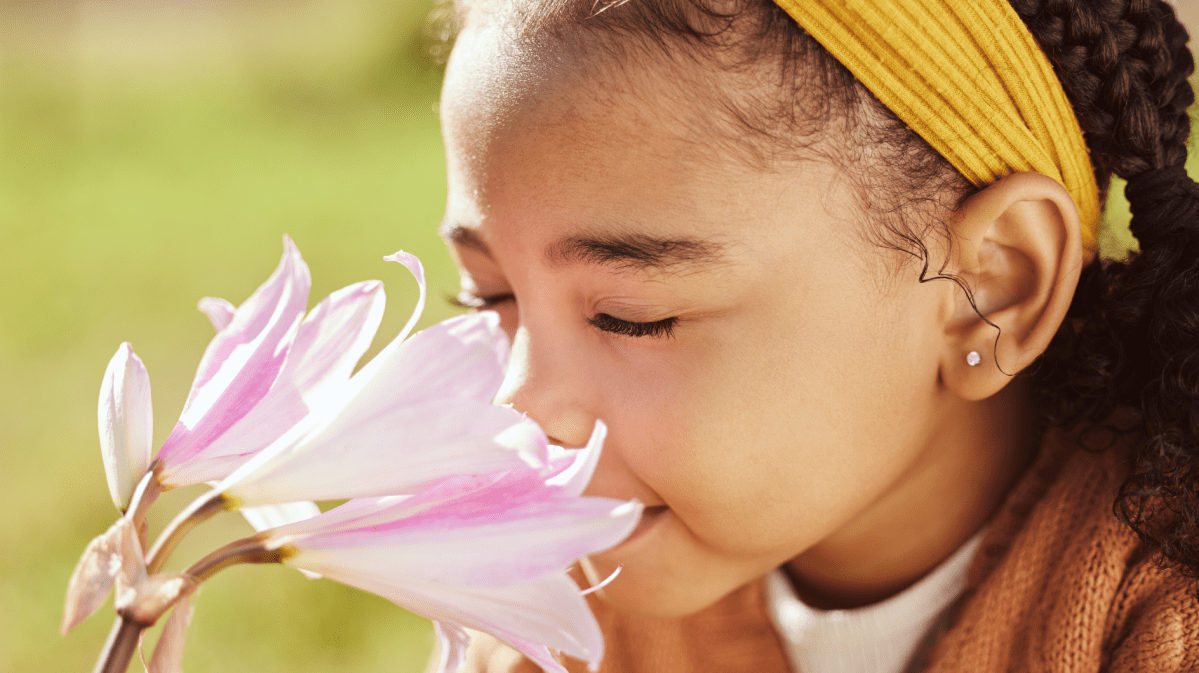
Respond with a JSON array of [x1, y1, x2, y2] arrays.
[[433, 0, 1199, 670]]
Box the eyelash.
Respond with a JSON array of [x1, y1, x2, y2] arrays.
[[449, 292, 514, 310], [588, 313, 678, 339], [451, 293, 678, 339]]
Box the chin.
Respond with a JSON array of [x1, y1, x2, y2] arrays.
[[579, 509, 767, 619]]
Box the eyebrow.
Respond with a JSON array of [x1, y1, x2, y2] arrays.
[[440, 221, 729, 273], [440, 221, 490, 253], [548, 232, 728, 273]]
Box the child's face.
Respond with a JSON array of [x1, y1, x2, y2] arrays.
[[440, 25, 960, 616]]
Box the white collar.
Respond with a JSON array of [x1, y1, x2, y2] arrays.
[[764, 530, 984, 673]]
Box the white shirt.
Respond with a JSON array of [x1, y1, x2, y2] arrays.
[[764, 531, 984, 673]]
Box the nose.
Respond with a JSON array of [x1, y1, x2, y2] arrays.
[[494, 324, 596, 448]]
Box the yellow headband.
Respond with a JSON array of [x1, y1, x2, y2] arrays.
[[772, 0, 1101, 257]]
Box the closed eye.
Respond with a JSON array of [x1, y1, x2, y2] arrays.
[[449, 291, 515, 310], [588, 313, 677, 339]]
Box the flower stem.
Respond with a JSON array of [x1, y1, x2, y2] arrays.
[[93, 535, 281, 673], [92, 616, 142, 673], [125, 462, 163, 553], [145, 489, 231, 574], [186, 535, 283, 582], [93, 533, 280, 673]]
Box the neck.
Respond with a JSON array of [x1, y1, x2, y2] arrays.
[[784, 378, 1037, 610]]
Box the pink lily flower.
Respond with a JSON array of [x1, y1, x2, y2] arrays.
[[179, 246, 548, 508], [154, 236, 312, 481], [217, 305, 549, 507], [164, 277, 385, 487], [76, 240, 631, 673], [134, 423, 634, 673], [94, 238, 315, 516], [257, 421, 640, 673], [83, 239, 547, 610], [176, 243, 386, 534], [98, 236, 377, 536], [96, 237, 545, 514], [159, 242, 547, 503]]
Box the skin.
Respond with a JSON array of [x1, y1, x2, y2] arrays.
[[438, 20, 1084, 617]]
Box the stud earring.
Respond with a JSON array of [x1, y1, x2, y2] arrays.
[[966, 351, 981, 367]]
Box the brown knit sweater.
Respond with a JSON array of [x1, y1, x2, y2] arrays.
[[456, 430, 1199, 672]]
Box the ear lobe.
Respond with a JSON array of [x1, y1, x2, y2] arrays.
[[940, 172, 1084, 401]]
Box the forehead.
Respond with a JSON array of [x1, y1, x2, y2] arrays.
[[440, 24, 744, 238], [436, 18, 873, 287], [441, 22, 706, 162], [440, 21, 561, 148]]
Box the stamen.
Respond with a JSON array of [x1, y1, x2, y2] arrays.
[[580, 565, 622, 595]]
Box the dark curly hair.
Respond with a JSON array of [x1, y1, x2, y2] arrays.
[[1016, 0, 1199, 580], [442, 0, 1199, 580]]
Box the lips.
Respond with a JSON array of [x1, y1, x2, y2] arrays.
[[625, 505, 669, 542]]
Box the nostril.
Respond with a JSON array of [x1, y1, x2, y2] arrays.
[[545, 434, 578, 449]]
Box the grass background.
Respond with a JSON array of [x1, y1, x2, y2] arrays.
[[1, 1, 457, 671], [1, 1, 1197, 672]]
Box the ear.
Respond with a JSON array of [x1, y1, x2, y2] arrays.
[[940, 172, 1084, 401]]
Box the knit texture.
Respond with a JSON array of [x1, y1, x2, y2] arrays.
[[769, 0, 1101, 258], [455, 429, 1199, 673]]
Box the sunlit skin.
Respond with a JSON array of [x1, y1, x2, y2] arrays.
[[438, 19, 1083, 617]]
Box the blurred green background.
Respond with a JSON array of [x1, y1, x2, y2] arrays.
[[1, 1, 1197, 672], [0, 1, 457, 671]]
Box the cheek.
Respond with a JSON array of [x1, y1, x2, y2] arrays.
[[597, 271, 944, 559]]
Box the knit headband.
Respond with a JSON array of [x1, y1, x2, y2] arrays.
[[771, 0, 1102, 258]]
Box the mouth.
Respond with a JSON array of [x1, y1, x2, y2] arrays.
[[583, 505, 670, 595], [624, 505, 669, 543]]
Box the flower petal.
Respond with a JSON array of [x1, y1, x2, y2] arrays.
[[223, 399, 543, 505], [433, 621, 471, 673], [502, 634, 570, 673], [445, 578, 600, 670], [270, 467, 548, 539], [61, 517, 144, 634], [351, 252, 507, 408], [157, 236, 311, 468], [275, 280, 385, 408], [264, 478, 501, 546], [495, 416, 551, 470], [293, 494, 641, 587], [268, 459, 641, 591], [146, 592, 194, 673], [266, 462, 638, 668], [239, 501, 322, 532], [283, 568, 602, 667], [98, 343, 154, 511], [544, 421, 606, 498], [265, 461, 636, 671], [382, 251, 426, 346], [318, 250, 428, 402], [163, 280, 385, 486], [197, 297, 236, 332], [349, 311, 511, 409], [263, 495, 413, 538]]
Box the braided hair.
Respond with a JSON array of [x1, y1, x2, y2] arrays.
[[450, 0, 1199, 580], [1013, 0, 1199, 579]]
